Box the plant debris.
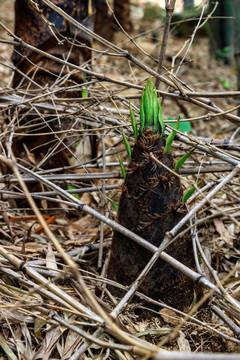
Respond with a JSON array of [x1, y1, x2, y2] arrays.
[[0, 1, 239, 359]]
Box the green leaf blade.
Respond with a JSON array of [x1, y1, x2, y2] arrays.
[[139, 93, 145, 134], [182, 181, 203, 204], [174, 149, 194, 173], [153, 89, 160, 133], [164, 118, 180, 154], [130, 105, 138, 139], [119, 156, 126, 179], [106, 196, 119, 212], [158, 98, 164, 135], [182, 186, 196, 204], [122, 131, 132, 160], [82, 73, 88, 98], [81, 86, 87, 98], [67, 185, 81, 200], [167, 117, 191, 134]]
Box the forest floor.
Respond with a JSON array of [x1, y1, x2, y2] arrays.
[[0, 1, 240, 359]]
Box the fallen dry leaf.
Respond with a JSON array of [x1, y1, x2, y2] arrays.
[[177, 331, 191, 352], [213, 218, 234, 247], [159, 308, 179, 326], [46, 242, 58, 272]]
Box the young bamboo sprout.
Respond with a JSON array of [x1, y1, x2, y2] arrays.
[[108, 79, 200, 312]]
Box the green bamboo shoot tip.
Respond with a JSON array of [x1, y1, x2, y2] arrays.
[[139, 78, 164, 135]]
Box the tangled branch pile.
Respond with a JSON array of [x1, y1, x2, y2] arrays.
[[0, 1, 239, 359]]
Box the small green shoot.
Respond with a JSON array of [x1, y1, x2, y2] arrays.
[[174, 149, 194, 173], [119, 156, 126, 179], [190, 290, 197, 309], [130, 105, 138, 140], [218, 76, 230, 90], [82, 85, 87, 98], [217, 46, 231, 64], [82, 73, 88, 98], [67, 185, 81, 200], [106, 196, 119, 212], [122, 131, 132, 160], [164, 118, 180, 154], [182, 180, 203, 204]]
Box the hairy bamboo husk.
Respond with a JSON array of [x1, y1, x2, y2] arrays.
[[108, 130, 199, 311]]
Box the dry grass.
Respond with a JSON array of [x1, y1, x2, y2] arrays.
[[0, 1, 239, 359]]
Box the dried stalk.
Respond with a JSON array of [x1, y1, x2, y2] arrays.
[[174, 2, 207, 76], [156, 0, 176, 88], [211, 305, 240, 339], [2, 156, 239, 307], [2, 9, 240, 125], [5, 172, 120, 183]]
